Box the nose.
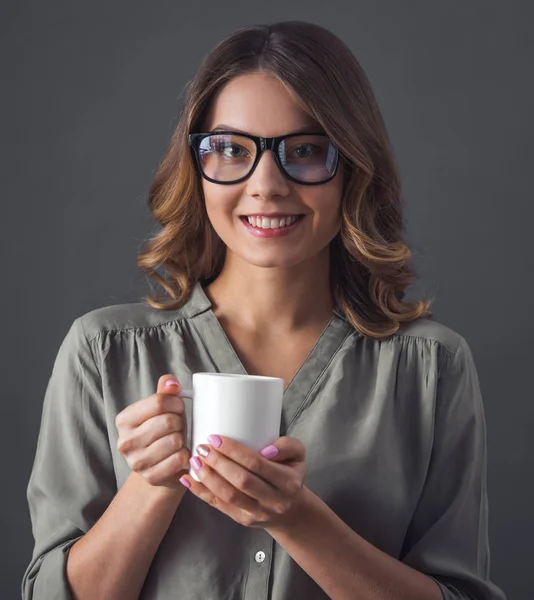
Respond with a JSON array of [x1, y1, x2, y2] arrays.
[[244, 149, 291, 199]]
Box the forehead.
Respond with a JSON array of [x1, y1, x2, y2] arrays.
[[202, 72, 320, 137]]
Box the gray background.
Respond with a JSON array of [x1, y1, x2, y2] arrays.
[[2, 1, 531, 598]]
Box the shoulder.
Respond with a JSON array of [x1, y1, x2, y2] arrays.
[[71, 283, 211, 342], [73, 301, 191, 343], [390, 317, 479, 382], [391, 316, 464, 358]]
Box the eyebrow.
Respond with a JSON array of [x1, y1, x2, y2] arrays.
[[210, 123, 323, 135]]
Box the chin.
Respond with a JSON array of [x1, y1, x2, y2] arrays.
[[236, 250, 307, 270]]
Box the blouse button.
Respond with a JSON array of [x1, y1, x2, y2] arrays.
[[255, 550, 266, 563]]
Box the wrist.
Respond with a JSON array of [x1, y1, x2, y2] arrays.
[[265, 485, 316, 536], [129, 471, 187, 508]]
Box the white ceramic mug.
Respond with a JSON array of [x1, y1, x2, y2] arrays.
[[179, 373, 284, 482]]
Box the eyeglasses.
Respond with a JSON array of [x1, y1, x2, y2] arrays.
[[188, 130, 340, 185]]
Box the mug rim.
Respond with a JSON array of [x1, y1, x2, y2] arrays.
[[192, 372, 283, 383]]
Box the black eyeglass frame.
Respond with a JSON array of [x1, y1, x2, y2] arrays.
[[188, 130, 340, 186]]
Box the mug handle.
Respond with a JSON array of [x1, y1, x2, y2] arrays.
[[177, 388, 197, 479], [178, 388, 194, 456]]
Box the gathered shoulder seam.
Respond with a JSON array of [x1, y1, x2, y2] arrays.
[[84, 313, 191, 345]]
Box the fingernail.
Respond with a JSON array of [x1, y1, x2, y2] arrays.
[[207, 434, 222, 448], [197, 444, 210, 458], [165, 379, 180, 388], [179, 476, 191, 488], [260, 444, 279, 459], [190, 456, 202, 471]]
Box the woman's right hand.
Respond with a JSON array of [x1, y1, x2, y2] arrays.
[[115, 374, 191, 489]]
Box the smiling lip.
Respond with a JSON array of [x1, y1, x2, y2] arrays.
[[240, 214, 305, 238], [241, 212, 302, 218]]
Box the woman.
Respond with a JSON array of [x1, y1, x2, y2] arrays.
[[22, 20, 506, 600]]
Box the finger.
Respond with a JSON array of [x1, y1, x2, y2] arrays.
[[205, 435, 305, 488], [187, 457, 260, 514], [116, 387, 185, 430], [156, 374, 182, 396], [128, 431, 185, 471], [259, 436, 306, 464], [178, 475, 246, 523], [118, 412, 184, 453], [115, 374, 182, 430], [196, 445, 277, 504], [140, 446, 191, 486]]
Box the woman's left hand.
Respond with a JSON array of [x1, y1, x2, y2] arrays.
[[179, 435, 306, 530]]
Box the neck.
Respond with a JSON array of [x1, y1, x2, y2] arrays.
[[205, 248, 334, 333]]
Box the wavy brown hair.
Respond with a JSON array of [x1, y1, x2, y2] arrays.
[[137, 20, 433, 339]]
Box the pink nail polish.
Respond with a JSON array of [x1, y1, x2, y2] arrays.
[[207, 434, 222, 448], [190, 456, 202, 471], [260, 444, 279, 459], [179, 476, 191, 488], [165, 380, 179, 388]]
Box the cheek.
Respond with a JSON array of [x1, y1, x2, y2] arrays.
[[203, 184, 239, 230], [315, 206, 342, 244], [309, 190, 343, 234]]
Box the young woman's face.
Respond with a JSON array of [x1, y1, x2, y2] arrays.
[[200, 72, 345, 270]]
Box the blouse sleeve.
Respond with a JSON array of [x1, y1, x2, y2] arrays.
[[400, 336, 506, 600], [21, 317, 117, 600]]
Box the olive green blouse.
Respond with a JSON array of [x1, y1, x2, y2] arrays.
[[22, 282, 506, 599]]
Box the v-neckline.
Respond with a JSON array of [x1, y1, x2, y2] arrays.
[[185, 282, 354, 434]]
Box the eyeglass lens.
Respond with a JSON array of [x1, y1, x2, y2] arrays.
[[197, 133, 338, 183]]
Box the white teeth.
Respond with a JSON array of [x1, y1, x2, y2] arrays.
[[245, 215, 300, 229]]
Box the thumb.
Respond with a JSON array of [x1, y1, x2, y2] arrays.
[[156, 374, 182, 396]]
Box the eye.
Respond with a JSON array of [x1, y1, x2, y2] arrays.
[[221, 144, 248, 159], [288, 143, 321, 159], [294, 144, 313, 158], [205, 139, 250, 160]]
